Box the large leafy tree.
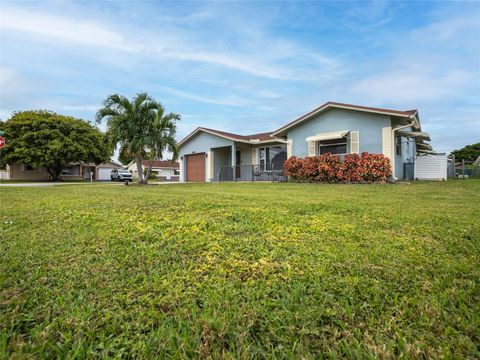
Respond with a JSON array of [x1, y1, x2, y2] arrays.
[[1, 111, 111, 180], [450, 143, 480, 161], [96, 93, 180, 183]]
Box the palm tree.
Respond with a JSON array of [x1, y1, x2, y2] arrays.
[[96, 92, 177, 184], [144, 104, 181, 180]]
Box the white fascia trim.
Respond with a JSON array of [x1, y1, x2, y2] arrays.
[[250, 139, 287, 144]]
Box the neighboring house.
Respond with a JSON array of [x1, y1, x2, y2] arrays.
[[127, 160, 180, 181], [3, 161, 121, 181], [61, 161, 122, 181], [178, 101, 433, 182]]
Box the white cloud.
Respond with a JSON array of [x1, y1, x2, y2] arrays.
[[409, 13, 480, 46], [53, 104, 101, 112], [0, 5, 341, 81], [0, 7, 138, 52], [157, 50, 289, 80], [154, 85, 249, 107], [0, 7, 340, 80], [0, 67, 43, 116], [349, 69, 472, 104]]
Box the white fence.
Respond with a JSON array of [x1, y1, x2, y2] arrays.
[[414, 154, 447, 181]]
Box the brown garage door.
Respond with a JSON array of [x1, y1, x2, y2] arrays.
[[186, 153, 205, 182]]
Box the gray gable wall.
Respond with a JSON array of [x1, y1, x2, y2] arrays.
[[286, 108, 391, 157], [180, 131, 234, 155]]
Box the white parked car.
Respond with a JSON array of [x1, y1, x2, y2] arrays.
[[110, 169, 133, 182]]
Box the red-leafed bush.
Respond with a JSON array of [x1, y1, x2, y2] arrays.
[[342, 153, 363, 182], [358, 152, 392, 182], [284, 152, 392, 183], [317, 153, 342, 182]]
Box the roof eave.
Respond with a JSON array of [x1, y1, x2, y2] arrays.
[[178, 127, 284, 148], [178, 127, 250, 147]]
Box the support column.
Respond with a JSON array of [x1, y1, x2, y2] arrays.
[[231, 143, 236, 181], [382, 127, 393, 176], [207, 150, 213, 182], [286, 139, 293, 158], [179, 156, 184, 182]]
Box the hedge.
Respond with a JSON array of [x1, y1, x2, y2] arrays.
[[284, 152, 392, 183]]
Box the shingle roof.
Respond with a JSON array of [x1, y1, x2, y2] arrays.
[[326, 102, 417, 116], [199, 127, 274, 141]]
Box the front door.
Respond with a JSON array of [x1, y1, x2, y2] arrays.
[[236, 151, 241, 178]]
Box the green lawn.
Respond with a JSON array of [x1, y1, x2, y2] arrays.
[[1, 181, 479, 358]]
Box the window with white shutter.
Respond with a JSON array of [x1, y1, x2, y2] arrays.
[[308, 141, 316, 156], [349, 131, 360, 154]]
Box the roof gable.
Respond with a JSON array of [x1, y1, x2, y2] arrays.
[[178, 127, 278, 147], [272, 101, 418, 136]]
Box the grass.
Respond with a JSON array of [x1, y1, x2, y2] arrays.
[[1, 181, 479, 359]]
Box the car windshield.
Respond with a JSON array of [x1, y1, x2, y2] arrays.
[[119, 170, 130, 174]]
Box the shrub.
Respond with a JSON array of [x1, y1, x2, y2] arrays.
[[317, 153, 342, 182], [284, 156, 304, 179], [284, 152, 391, 183], [359, 153, 392, 182], [342, 153, 363, 182]]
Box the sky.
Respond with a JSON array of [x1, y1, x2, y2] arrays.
[[1, 0, 479, 154]]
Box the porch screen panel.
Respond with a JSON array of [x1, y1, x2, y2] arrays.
[[270, 146, 287, 168]]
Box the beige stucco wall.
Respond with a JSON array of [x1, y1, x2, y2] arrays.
[[6, 162, 120, 181], [7, 164, 51, 181]]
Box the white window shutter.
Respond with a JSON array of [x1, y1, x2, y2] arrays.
[[308, 141, 316, 156], [350, 131, 360, 154], [251, 148, 257, 164]]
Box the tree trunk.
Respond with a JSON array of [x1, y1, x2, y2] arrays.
[[54, 165, 62, 181], [46, 167, 56, 181], [135, 154, 144, 184], [145, 160, 154, 184], [46, 165, 62, 181]]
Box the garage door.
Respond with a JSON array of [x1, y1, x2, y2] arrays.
[[186, 153, 205, 182], [98, 168, 113, 181]]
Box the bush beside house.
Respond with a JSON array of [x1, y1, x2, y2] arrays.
[[284, 152, 392, 183]]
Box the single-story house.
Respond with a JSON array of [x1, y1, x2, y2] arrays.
[[127, 160, 180, 181], [178, 101, 433, 182], [3, 161, 121, 181]]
